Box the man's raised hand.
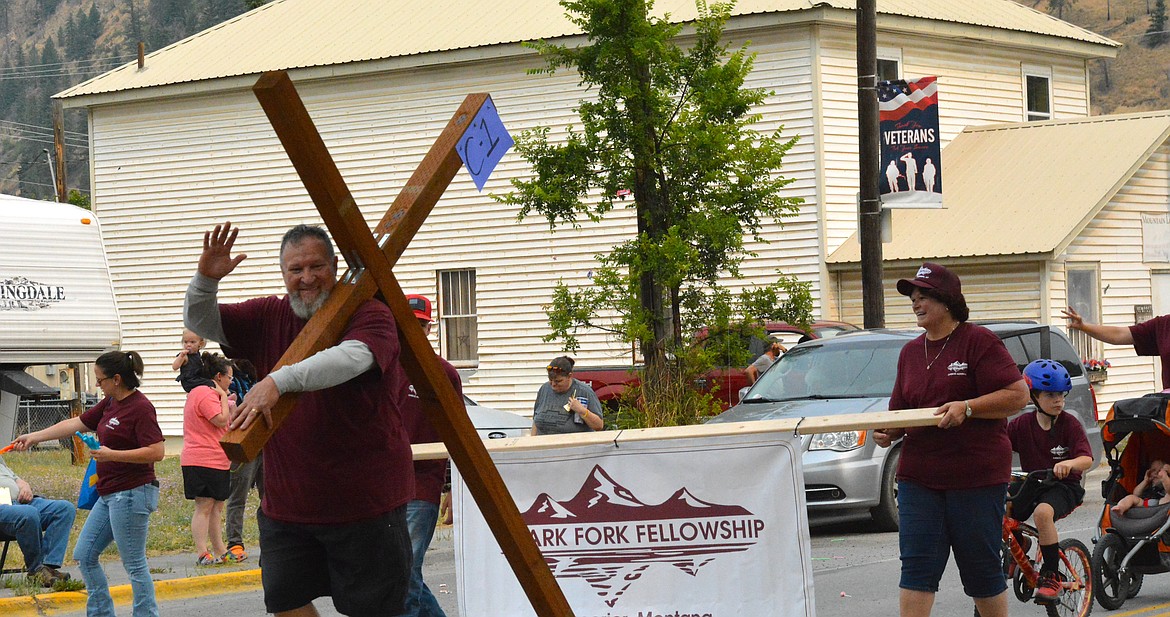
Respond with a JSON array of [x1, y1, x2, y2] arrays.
[[199, 222, 248, 280]]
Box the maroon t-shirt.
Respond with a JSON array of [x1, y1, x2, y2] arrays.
[[79, 391, 164, 496], [889, 322, 1024, 490], [1131, 314, 1170, 389], [1007, 411, 1093, 484], [220, 296, 414, 524], [397, 357, 462, 504]]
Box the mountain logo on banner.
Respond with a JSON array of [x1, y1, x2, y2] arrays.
[[522, 465, 765, 607]]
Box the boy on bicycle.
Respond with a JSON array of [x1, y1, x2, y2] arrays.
[[1006, 359, 1094, 603]]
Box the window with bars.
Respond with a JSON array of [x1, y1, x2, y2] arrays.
[[439, 269, 478, 365], [1067, 265, 1101, 362]]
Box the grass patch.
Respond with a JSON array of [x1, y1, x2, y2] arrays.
[[3, 449, 259, 568]]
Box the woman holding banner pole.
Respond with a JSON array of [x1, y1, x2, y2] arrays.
[[873, 262, 1028, 617]]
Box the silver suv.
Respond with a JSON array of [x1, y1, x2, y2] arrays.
[[706, 322, 1102, 531]]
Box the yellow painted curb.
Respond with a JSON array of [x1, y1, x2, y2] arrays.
[[0, 569, 262, 616]]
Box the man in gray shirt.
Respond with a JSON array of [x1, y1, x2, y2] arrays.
[[0, 455, 75, 586]]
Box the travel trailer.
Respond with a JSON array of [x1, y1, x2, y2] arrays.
[[0, 194, 120, 442]]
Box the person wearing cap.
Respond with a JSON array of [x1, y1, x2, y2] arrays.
[[1062, 305, 1170, 390], [746, 339, 786, 385], [533, 356, 604, 435], [394, 293, 458, 617], [873, 262, 1029, 617]]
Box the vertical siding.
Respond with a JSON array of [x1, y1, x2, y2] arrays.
[[1064, 144, 1170, 416], [87, 20, 1095, 427]]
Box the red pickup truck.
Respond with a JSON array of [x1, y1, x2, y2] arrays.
[[573, 320, 858, 412]]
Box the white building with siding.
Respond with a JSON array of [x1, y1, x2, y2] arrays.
[[829, 111, 1170, 417], [54, 0, 1120, 429]]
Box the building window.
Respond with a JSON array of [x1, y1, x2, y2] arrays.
[[877, 58, 900, 82], [1024, 70, 1052, 121], [439, 269, 478, 365], [1067, 265, 1101, 361]]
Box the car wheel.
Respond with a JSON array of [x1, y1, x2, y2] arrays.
[[870, 446, 900, 531]]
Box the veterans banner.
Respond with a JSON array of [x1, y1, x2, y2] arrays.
[[453, 432, 814, 617], [878, 76, 943, 208]]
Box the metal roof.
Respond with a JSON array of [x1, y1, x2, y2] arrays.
[[56, 0, 1117, 101], [826, 111, 1170, 265]]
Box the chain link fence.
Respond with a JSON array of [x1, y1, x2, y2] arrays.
[[15, 394, 102, 449]]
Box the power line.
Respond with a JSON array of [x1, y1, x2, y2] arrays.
[[0, 54, 137, 71], [0, 119, 88, 139], [0, 133, 89, 149]]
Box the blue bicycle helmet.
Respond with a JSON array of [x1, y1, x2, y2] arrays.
[[1022, 359, 1072, 393]]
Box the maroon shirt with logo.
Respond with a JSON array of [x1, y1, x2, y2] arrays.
[[1131, 314, 1170, 390], [79, 390, 164, 496], [220, 296, 414, 524], [889, 322, 1024, 490], [1007, 411, 1093, 485], [397, 356, 462, 505]]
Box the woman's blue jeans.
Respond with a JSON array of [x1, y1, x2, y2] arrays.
[[73, 483, 159, 617]]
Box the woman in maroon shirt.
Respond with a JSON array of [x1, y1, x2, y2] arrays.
[[15, 350, 165, 617], [873, 263, 1028, 617]]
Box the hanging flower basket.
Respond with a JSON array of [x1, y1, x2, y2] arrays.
[[1084, 359, 1110, 384]]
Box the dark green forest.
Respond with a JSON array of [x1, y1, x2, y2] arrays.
[[0, 0, 270, 202]]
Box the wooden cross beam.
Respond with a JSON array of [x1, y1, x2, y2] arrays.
[[219, 70, 573, 617]]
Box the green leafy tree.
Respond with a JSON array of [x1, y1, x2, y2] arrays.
[[498, 0, 809, 423]]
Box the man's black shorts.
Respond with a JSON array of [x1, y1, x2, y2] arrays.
[[1009, 478, 1085, 522], [258, 505, 412, 616], [181, 465, 231, 501]]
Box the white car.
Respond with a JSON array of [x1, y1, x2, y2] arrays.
[[464, 395, 530, 439]]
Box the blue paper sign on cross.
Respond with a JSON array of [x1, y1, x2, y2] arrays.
[[455, 96, 513, 191]]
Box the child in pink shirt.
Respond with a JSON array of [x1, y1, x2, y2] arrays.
[[180, 353, 234, 565]]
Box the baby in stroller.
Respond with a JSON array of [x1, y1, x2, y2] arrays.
[[1092, 394, 1170, 610], [1112, 460, 1168, 515]]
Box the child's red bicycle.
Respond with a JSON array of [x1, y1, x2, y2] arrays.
[[976, 470, 1093, 617]]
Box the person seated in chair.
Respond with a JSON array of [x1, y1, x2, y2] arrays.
[[0, 453, 75, 587]]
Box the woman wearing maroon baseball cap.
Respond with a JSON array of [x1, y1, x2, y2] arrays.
[[873, 262, 1029, 617]]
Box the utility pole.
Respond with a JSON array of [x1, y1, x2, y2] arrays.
[[52, 100, 67, 202], [857, 0, 884, 328]]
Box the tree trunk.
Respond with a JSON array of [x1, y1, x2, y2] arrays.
[[627, 0, 671, 375]]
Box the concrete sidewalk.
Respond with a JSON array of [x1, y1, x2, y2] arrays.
[[0, 547, 263, 616]]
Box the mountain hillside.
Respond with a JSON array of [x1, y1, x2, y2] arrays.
[[1018, 0, 1170, 114], [0, 0, 1166, 202]]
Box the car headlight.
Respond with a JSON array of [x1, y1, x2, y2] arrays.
[[809, 430, 866, 452]]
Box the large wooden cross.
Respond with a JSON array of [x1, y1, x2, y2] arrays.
[[218, 70, 573, 616]]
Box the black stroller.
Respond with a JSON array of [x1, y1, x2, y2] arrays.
[[1092, 393, 1170, 610]]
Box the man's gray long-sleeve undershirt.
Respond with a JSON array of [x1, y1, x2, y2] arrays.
[[184, 273, 376, 394]]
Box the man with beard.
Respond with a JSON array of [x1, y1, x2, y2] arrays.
[[184, 222, 414, 617]]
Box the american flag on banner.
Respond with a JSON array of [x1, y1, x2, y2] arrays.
[[878, 75, 942, 208], [878, 76, 938, 122]]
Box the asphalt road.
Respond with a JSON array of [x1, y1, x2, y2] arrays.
[[51, 468, 1170, 616]]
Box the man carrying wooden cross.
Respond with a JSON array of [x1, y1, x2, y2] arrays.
[[185, 221, 415, 617]]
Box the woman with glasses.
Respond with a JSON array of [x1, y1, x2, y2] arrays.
[[14, 350, 165, 617], [532, 356, 604, 435]]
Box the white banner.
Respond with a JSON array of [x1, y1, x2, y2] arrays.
[[453, 432, 814, 617]]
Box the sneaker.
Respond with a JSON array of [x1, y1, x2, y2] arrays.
[[1035, 572, 1062, 603], [195, 552, 224, 566], [28, 565, 70, 588], [226, 544, 247, 562]]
